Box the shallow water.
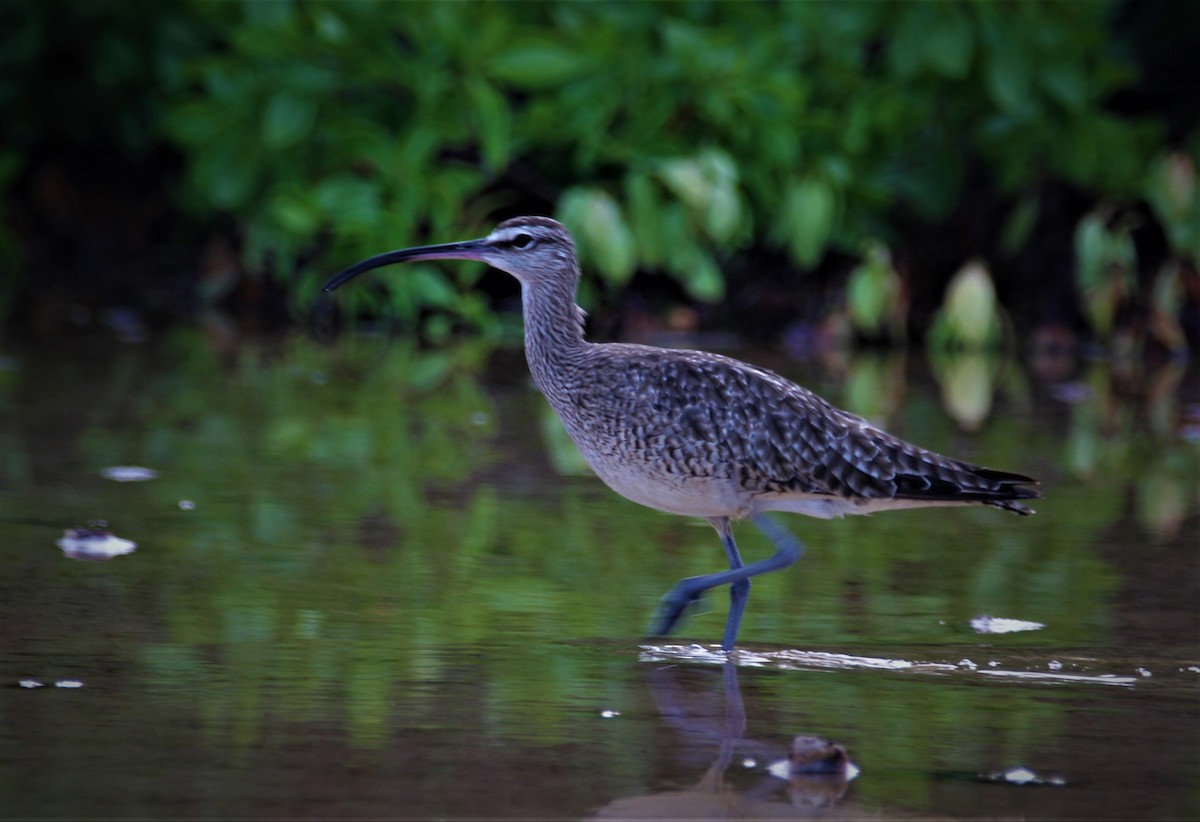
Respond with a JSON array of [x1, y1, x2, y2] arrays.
[[1, 328, 1197, 819]]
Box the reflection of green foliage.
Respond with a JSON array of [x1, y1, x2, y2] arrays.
[[1063, 363, 1200, 539], [2, 332, 1195, 812]]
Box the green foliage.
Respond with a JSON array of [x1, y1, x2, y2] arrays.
[[846, 241, 905, 341], [928, 259, 1004, 351], [1145, 149, 1200, 266], [0, 0, 1181, 333], [1074, 210, 1137, 340]]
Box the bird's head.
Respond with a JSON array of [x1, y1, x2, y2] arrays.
[[323, 216, 578, 293]]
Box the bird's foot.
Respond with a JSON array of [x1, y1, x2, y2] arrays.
[[648, 580, 709, 638]]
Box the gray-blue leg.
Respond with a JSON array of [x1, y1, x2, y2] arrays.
[[650, 514, 805, 650]]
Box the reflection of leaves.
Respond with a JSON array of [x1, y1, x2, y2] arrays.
[[1134, 447, 1200, 540], [934, 354, 996, 433], [539, 403, 592, 477], [8, 331, 1197, 766], [841, 352, 905, 423]]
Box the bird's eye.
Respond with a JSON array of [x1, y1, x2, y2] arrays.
[[512, 233, 535, 250]]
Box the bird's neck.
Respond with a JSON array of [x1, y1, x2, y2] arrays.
[[521, 277, 588, 393]]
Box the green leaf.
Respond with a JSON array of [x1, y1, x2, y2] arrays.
[[984, 34, 1032, 115], [887, 9, 926, 79], [943, 260, 998, 345], [467, 78, 512, 172], [1042, 59, 1089, 112], [313, 8, 348, 44], [924, 9, 973, 79], [846, 243, 901, 336], [262, 91, 317, 149], [489, 41, 589, 88], [1000, 194, 1039, 256], [658, 157, 711, 213], [270, 189, 319, 236], [781, 178, 835, 267], [315, 175, 382, 233], [1073, 212, 1110, 289], [657, 149, 743, 244], [195, 141, 259, 209], [409, 265, 460, 310], [625, 172, 666, 267], [675, 244, 724, 303], [558, 188, 636, 286]]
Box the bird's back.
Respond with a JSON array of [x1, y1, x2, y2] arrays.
[[545, 343, 1037, 520]]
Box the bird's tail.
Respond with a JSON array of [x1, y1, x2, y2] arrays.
[[893, 465, 1039, 515]]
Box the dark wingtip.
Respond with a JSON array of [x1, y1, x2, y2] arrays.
[[976, 468, 1040, 515], [893, 464, 1040, 514], [989, 499, 1037, 516]]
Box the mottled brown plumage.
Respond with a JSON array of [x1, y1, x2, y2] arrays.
[[325, 216, 1039, 650]]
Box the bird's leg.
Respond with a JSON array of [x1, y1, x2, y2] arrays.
[[650, 514, 805, 651], [715, 517, 752, 652]]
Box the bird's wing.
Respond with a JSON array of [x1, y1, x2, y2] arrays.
[[625, 350, 1037, 512]]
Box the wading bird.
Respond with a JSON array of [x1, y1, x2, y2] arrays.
[[325, 217, 1038, 651]]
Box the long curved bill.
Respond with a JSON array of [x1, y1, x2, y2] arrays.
[[323, 238, 491, 292]]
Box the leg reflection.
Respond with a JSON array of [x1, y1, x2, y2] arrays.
[[623, 660, 858, 814]]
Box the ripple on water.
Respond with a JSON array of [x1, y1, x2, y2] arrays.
[[638, 644, 1161, 689]]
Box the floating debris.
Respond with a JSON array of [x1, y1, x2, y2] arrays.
[[178, 499, 196, 511], [599, 709, 621, 718], [767, 736, 860, 808], [101, 465, 159, 482], [971, 615, 1046, 634], [977, 765, 1067, 787], [787, 736, 856, 776], [57, 528, 137, 562], [978, 669, 1137, 687], [14, 679, 84, 689]]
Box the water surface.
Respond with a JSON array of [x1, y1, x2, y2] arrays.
[[1, 329, 1196, 819]]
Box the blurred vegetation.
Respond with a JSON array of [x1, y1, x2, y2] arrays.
[[2, 0, 1198, 353]]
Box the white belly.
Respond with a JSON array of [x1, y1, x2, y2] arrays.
[[586, 459, 752, 519], [581, 451, 868, 522]]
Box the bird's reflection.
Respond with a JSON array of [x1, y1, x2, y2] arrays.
[[593, 661, 858, 819]]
